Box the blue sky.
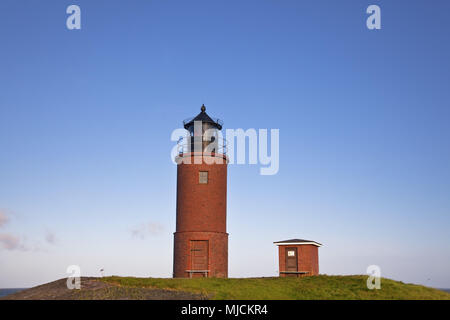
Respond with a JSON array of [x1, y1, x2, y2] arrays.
[[0, 0, 449, 288]]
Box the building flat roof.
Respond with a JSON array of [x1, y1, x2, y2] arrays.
[[273, 239, 322, 247]]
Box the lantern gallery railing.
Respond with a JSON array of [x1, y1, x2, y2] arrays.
[[182, 117, 223, 128], [177, 137, 228, 155]]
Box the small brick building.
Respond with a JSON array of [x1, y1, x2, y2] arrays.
[[274, 239, 322, 277]]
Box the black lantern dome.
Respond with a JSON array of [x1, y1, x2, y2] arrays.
[[183, 104, 223, 131]]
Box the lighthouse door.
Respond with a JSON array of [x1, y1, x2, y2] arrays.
[[190, 240, 209, 278], [285, 247, 298, 277]]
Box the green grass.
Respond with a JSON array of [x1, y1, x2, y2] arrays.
[[101, 275, 450, 300]]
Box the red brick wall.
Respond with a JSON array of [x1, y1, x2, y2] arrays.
[[173, 231, 228, 278], [175, 153, 227, 233], [173, 153, 228, 278], [278, 244, 319, 277]]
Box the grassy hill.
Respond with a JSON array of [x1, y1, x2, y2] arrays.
[[2, 275, 450, 300], [101, 275, 450, 300]]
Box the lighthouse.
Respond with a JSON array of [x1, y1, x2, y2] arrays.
[[173, 105, 228, 278]]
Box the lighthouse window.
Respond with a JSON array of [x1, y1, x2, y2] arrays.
[[199, 171, 208, 184]]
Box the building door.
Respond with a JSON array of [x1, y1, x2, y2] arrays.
[[285, 247, 298, 277], [190, 240, 209, 278]]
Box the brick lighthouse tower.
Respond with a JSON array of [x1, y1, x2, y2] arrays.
[[173, 105, 228, 278]]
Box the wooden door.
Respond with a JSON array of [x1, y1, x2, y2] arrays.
[[190, 240, 209, 277], [285, 247, 298, 277]]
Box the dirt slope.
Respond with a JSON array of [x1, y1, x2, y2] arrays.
[[1, 277, 208, 300]]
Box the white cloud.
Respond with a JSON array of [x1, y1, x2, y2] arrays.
[[131, 222, 164, 239], [45, 231, 57, 245], [0, 210, 9, 228], [0, 211, 34, 251], [0, 233, 27, 251]]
